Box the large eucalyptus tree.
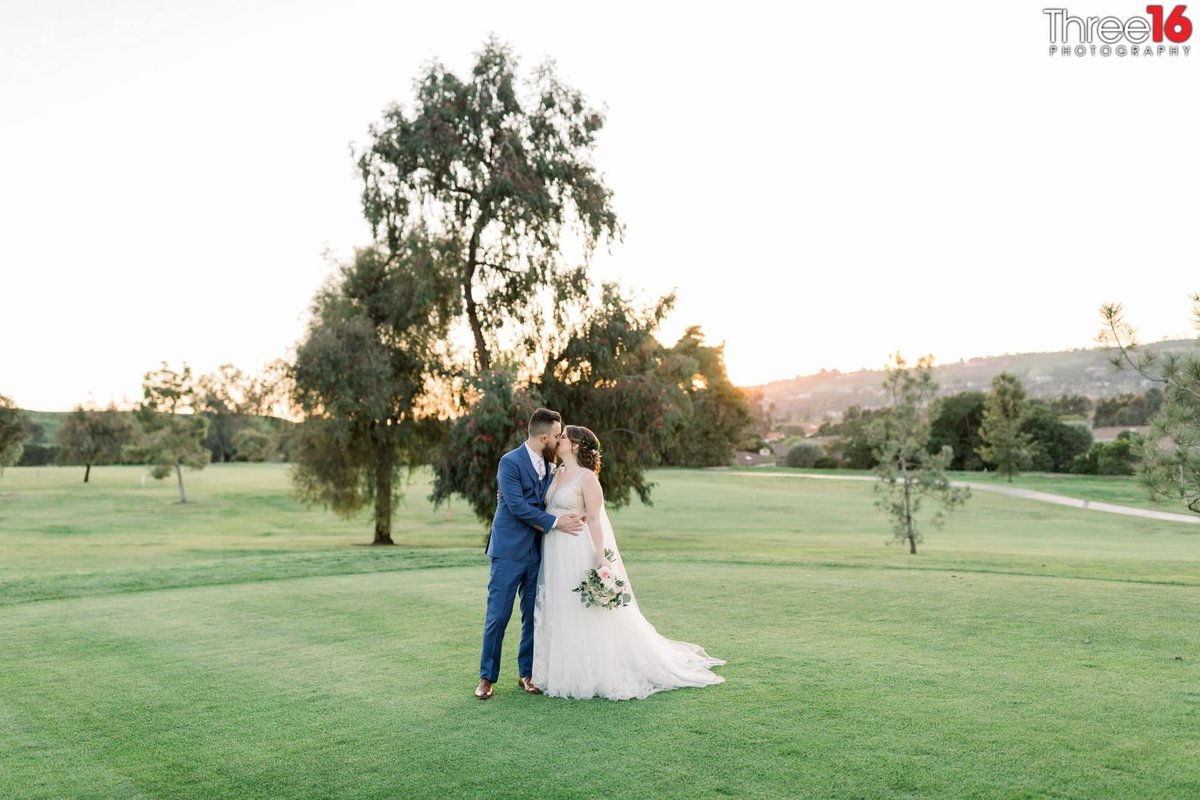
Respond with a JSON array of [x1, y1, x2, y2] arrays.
[[356, 37, 621, 372]]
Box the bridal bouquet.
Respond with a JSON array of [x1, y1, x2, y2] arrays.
[[573, 549, 632, 610]]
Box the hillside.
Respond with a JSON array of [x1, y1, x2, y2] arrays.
[[752, 339, 1200, 422], [20, 410, 67, 444]]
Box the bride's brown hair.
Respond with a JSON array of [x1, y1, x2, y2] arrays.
[[564, 425, 602, 476]]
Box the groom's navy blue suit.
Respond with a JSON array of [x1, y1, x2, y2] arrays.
[[480, 444, 556, 682]]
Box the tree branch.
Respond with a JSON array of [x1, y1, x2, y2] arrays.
[[1105, 307, 1200, 401], [478, 260, 522, 275]]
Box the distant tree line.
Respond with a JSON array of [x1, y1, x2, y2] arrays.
[[796, 374, 1145, 477], [1, 361, 298, 493], [1092, 388, 1163, 427], [1, 314, 752, 516], [4, 360, 1157, 496]]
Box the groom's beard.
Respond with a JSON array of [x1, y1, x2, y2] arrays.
[[541, 443, 557, 462]]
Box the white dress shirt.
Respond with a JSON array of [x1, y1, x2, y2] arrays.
[[525, 441, 557, 529], [525, 441, 547, 480]]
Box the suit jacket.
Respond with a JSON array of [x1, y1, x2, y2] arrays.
[[487, 444, 556, 563]]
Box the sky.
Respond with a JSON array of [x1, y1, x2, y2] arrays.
[[2, 0, 1197, 410]]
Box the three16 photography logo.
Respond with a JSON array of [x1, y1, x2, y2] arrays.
[[1044, 5, 1193, 56]]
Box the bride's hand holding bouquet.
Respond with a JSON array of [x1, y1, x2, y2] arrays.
[[574, 548, 632, 609]]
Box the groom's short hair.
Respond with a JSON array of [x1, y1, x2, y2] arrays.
[[528, 408, 562, 437]]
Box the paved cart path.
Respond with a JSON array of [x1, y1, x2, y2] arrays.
[[721, 470, 1200, 525]]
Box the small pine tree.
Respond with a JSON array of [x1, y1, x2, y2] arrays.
[[1100, 298, 1200, 513], [871, 355, 970, 554], [978, 372, 1034, 482]]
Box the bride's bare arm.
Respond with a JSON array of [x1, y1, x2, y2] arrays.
[[581, 473, 606, 565]]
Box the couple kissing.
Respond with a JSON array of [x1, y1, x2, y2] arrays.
[[476, 408, 724, 701]]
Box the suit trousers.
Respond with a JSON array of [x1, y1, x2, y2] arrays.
[[480, 555, 540, 681]]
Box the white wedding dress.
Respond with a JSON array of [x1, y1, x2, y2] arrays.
[[532, 470, 725, 700]]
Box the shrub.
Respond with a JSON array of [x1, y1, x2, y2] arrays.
[[785, 441, 825, 468], [1070, 435, 1140, 476]]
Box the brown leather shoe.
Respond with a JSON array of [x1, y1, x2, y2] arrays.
[[475, 678, 494, 700], [518, 677, 543, 694]]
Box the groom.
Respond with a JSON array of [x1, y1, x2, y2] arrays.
[[475, 407, 584, 700]]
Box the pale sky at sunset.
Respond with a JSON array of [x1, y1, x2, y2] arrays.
[[2, 0, 1197, 411]]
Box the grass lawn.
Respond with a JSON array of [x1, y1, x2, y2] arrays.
[[1, 464, 1198, 798], [951, 470, 1185, 512], [751, 465, 1191, 515]]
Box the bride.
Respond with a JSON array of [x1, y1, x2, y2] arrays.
[[532, 425, 725, 700]]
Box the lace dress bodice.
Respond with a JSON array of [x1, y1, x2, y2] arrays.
[[545, 471, 586, 518]]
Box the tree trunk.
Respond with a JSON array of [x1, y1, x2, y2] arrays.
[[464, 211, 491, 372], [373, 465, 394, 545], [464, 277, 490, 372], [84, 463, 91, 483], [901, 459, 917, 554], [175, 463, 187, 504]]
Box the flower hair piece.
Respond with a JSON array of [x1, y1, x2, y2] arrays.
[[565, 425, 604, 472]]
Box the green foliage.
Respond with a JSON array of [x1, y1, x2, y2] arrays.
[[1048, 392, 1094, 419], [928, 391, 986, 470], [871, 355, 969, 554], [1092, 388, 1163, 427], [17, 410, 64, 444], [196, 365, 292, 462], [430, 369, 541, 528], [1070, 434, 1141, 476], [0, 394, 28, 475], [356, 36, 619, 371], [930, 392, 1089, 475], [291, 242, 455, 544], [978, 372, 1034, 482], [775, 422, 811, 438], [822, 405, 883, 469], [736, 433, 769, 453], [56, 405, 136, 482], [1100, 300, 1200, 512], [432, 286, 678, 524], [0, 443, 23, 474], [126, 364, 210, 502], [13, 418, 53, 466], [657, 326, 754, 467], [784, 441, 825, 468], [1021, 402, 1093, 473], [538, 285, 678, 508], [1140, 395, 1200, 508], [231, 427, 272, 462], [16, 443, 57, 466], [198, 368, 295, 464], [197, 364, 252, 463]]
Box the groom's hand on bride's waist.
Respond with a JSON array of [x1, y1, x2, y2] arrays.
[[556, 513, 584, 535]]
